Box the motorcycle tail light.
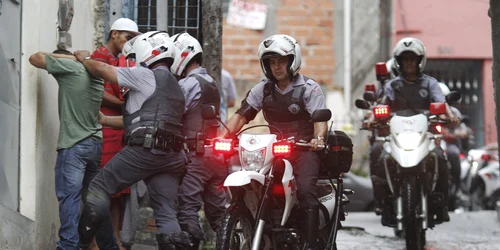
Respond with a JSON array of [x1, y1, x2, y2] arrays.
[[430, 102, 446, 115], [365, 84, 376, 92], [481, 154, 491, 161], [459, 153, 465, 159], [435, 124, 442, 134], [213, 138, 233, 154], [373, 105, 390, 119], [272, 142, 292, 157]]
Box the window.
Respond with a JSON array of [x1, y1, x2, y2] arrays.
[[136, 0, 157, 33], [167, 0, 201, 40]]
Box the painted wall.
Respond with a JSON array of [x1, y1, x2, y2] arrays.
[[393, 0, 491, 59], [18, 0, 98, 248]]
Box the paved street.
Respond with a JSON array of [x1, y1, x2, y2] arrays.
[[337, 211, 500, 250]]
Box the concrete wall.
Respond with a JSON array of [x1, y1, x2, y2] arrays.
[[13, 0, 98, 248]]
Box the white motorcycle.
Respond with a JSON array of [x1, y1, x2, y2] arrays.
[[201, 107, 353, 250], [356, 91, 460, 250]]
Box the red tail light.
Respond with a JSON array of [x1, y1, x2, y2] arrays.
[[481, 154, 491, 161], [459, 153, 465, 159], [213, 138, 233, 154], [435, 124, 442, 134], [272, 142, 292, 157], [375, 62, 389, 78], [373, 105, 390, 119], [365, 84, 376, 92], [430, 102, 446, 115]]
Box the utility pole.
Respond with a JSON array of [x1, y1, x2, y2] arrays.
[[379, 0, 392, 61], [489, 1, 500, 152], [201, 0, 223, 90]]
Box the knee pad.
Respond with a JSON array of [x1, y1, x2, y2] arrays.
[[78, 206, 104, 248]]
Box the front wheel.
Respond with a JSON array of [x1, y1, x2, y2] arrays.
[[402, 175, 424, 250], [216, 204, 255, 250]]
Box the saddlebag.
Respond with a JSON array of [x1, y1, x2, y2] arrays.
[[320, 130, 353, 177]]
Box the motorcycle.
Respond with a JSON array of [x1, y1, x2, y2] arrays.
[[355, 88, 460, 250], [470, 153, 500, 210], [200, 106, 354, 250]]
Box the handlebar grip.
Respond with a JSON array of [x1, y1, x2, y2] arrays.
[[295, 142, 325, 149]]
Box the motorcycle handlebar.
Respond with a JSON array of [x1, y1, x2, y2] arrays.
[[294, 142, 326, 149]]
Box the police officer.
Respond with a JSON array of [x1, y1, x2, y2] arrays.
[[219, 34, 327, 250], [169, 32, 227, 249], [74, 31, 191, 250], [370, 37, 460, 223]]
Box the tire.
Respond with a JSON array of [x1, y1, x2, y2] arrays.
[[402, 175, 424, 250], [216, 204, 255, 250]]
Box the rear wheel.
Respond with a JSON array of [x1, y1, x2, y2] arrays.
[[402, 175, 424, 250], [216, 204, 255, 250]]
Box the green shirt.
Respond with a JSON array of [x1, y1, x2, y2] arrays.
[[46, 56, 104, 149]]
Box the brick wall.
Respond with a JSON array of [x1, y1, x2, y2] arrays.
[[222, 0, 336, 86]]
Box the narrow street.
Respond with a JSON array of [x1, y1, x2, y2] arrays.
[[337, 211, 500, 250]]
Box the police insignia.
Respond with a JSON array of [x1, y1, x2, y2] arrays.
[[419, 89, 429, 98], [288, 104, 300, 114], [263, 39, 274, 48]]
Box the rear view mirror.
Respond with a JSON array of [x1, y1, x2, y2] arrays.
[[311, 109, 332, 122], [355, 99, 371, 110], [430, 102, 446, 115], [201, 105, 217, 120], [446, 91, 461, 105], [363, 91, 377, 102]]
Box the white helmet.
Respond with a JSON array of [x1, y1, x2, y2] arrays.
[[439, 82, 450, 96], [170, 32, 203, 76], [110, 18, 140, 34], [133, 31, 176, 68], [122, 36, 138, 59], [258, 34, 302, 80], [386, 58, 399, 78], [393, 37, 427, 72]]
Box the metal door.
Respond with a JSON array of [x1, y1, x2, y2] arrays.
[[426, 59, 485, 147], [0, 0, 22, 210]]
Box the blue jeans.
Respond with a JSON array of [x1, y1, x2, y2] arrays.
[[55, 137, 118, 250]]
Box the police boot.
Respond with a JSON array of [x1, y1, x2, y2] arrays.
[[156, 232, 192, 250], [302, 207, 319, 250], [78, 206, 103, 249]]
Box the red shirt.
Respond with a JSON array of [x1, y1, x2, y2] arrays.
[[91, 46, 123, 116]]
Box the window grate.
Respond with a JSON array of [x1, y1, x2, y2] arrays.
[[167, 0, 201, 40], [136, 0, 157, 33]]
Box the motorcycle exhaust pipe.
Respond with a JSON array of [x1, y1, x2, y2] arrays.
[[252, 219, 266, 250]]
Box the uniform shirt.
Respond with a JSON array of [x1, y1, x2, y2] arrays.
[[245, 73, 326, 114], [46, 56, 104, 149], [383, 74, 445, 103], [116, 65, 163, 119], [178, 67, 214, 112]]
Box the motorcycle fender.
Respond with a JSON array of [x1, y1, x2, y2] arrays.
[[281, 159, 297, 226], [478, 163, 500, 197], [390, 138, 430, 168], [223, 171, 265, 187]]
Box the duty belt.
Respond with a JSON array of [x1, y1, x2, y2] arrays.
[[125, 127, 184, 152]]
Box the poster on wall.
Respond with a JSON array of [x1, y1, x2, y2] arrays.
[[227, 0, 268, 30]]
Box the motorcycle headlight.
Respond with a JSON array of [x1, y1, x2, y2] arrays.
[[240, 147, 266, 171], [395, 132, 423, 151]]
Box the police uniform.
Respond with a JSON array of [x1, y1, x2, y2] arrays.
[[374, 73, 450, 222], [78, 65, 190, 249], [239, 73, 326, 210], [176, 67, 227, 246]]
